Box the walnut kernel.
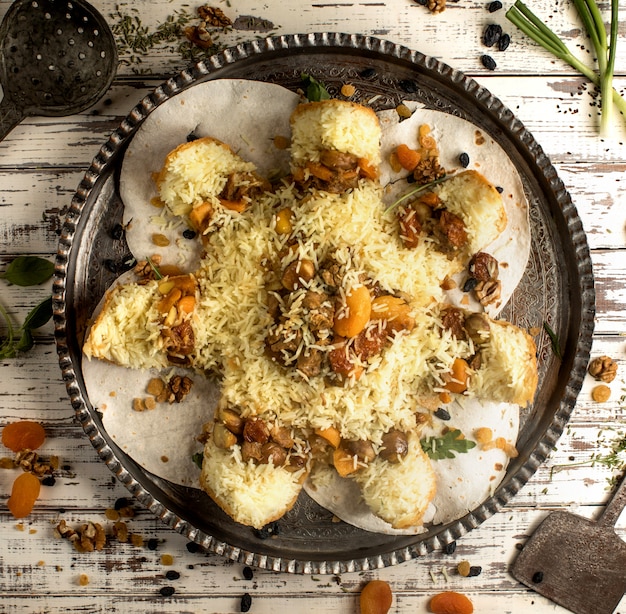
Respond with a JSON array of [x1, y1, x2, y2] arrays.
[[588, 356, 618, 383]]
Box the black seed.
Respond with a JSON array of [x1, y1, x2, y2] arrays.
[[482, 23, 502, 47], [110, 223, 125, 240], [186, 541, 200, 553], [159, 586, 175, 597], [166, 570, 181, 581], [241, 593, 253, 612], [443, 540, 457, 554], [488, 0, 502, 11], [114, 497, 130, 510], [495, 185, 504, 193], [147, 538, 159, 550], [359, 67, 376, 79], [182, 228, 197, 240], [463, 277, 479, 292], [481, 54, 498, 71], [459, 152, 470, 168], [532, 571, 544, 583], [468, 566, 482, 577], [243, 566, 254, 580], [187, 132, 199, 142], [399, 79, 418, 94], [498, 33, 511, 51], [41, 476, 56, 487], [434, 407, 451, 421]]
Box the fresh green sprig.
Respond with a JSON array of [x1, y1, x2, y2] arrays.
[[421, 429, 477, 460], [385, 175, 449, 214], [543, 321, 562, 359], [506, 0, 626, 136], [301, 74, 331, 102]]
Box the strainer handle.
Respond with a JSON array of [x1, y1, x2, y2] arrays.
[[0, 97, 25, 142]]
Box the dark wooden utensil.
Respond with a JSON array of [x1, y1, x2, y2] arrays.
[[511, 472, 626, 614], [0, 0, 117, 141]]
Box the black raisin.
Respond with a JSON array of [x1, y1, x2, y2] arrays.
[[399, 79, 418, 94], [241, 593, 253, 612], [498, 33, 511, 51], [458, 152, 470, 168], [41, 476, 56, 487], [187, 132, 199, 142], [243, 566, 254, 580], [406, 173, 417, 184], [104, 259, 119, 273], [463, 277, 479, 292], [495, 185, 504, 193], [110, 223, 125, 240], [147, 538, 159, 550], [159, 586, 175, 597], [434, 407, 451, 421], [488, 0, 502, 11], [186, 541, 200, 553], [183, 228, 197, 240], [119, 254, 137, 273], [166, 570, 181, 581], [359, 67, 376, 78], [443, 540, 457, 554], [414, 0, 428, 5], [481, 54, 497, 71], [114, 497, 130, 510], [532, 571, 544, 583], [468, 566, 482, 577], [482, 24, 502, 47], [253, 521, 280, 539]]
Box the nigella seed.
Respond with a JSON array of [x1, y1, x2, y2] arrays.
[[159, 586, 175, 597], [359, 67, 376, 78], [459, 152, 470, 168], [498, 33, 511, 51], [240, 593, 253, 612], [183, 228, 197, 240], [482, 24, 502, 47], [434, 407, 451, 421], [243, 566, 254, 580], [443, 540, 457, 554], [488, 0, 502, 11], [468, 566, 482, 577], [399, 79, 418, 94], [532, 571, 544, 583], [481, 54, 497, 71], [463, 277, 479, 292]]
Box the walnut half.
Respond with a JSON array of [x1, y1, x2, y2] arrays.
[[588, 356, 618, 383]]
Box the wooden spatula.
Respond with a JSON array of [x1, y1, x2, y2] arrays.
[[511, 472, 626, 614]]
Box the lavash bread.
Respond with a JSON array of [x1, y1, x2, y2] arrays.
[[351, 432, 436, 529], [200, 435, 308, 529]]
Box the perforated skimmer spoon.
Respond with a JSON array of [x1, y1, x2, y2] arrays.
[[0, 0, 117, 141]]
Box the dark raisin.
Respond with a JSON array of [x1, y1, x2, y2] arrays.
[[481, 54, 498, 71], [187, 132, 199, 142], [359, 67, 376, 78], [434, 407, 451, 421], [241, 593, 253, 612], [414, 0, 428, 5], [406, 173, 417, 184], [110, 223, 125, 240], [243, 566, 254, 580], [159, 586, 175, 597], [147, 538, 159, 550], [399, 79, 418, 94], [187, 564, 195, 569], [183, 228, 197, 240], [104, 98, 112, 106], [482, 24, 502, 47], [104, 259, 119, 273], [253, 521, 280, 539], [114, 497, 130, 510], [442, 542, 456, 556], [459, 152, 470, 168], [41, 476, 56, 487], [468, 566, 482, 577], [498, 33, 511, 51], [488, 0, 502, 11], [532, 571, 544, 583], [496, 185, 504, 193], [463, 277, 479, 292], [166, 570, 181, 581], [186, 541, 200, 553], [119, 254, 137, 273]]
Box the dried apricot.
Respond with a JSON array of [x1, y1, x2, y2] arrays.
[[360, 579, 392, 614], [333, 285, 372, 338], [429, 590, 474, 614], [7, 472, 41, 518], [2, 421, 46, 452], [395, 143, 421, 171]]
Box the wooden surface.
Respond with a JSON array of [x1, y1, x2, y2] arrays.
[[1, 0, 626, 611]]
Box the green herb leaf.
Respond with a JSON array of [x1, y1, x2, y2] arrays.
[[301, 74, 331, 102], [22, 296, 53, 331], [0, 256, 54, 286], [543, 321, 562, 359], [421, 429, 476, 460], [191, 452, 203, 469], [0, 296, 52, 358], [146, 256, 163, 280], [15, 328, 34, 353], [385, 175, 449, 214]]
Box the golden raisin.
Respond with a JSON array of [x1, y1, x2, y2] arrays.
[[592, 384, 611, 403], [273, 135, 290, 150], [2, 421, 46, 452], [341, 83, 356, 97], [78, 573, 89, 586], [360, 579, 393, 614], [429, 591, 474, 614], [152, 233, 171, 247], [7, 472, 41, 518], [457, 560, 471, 577]]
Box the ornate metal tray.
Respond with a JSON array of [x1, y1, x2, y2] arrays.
[[53, 32, 595, 574]]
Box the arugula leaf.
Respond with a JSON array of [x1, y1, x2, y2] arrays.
[[301, 74, 331, 102], [421, 429, 476, 460], [0, 256, 54, 286]]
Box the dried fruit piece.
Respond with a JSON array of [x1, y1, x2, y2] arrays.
[[7, 472, 41, 518], [360, 579, 393, 614], [2, 421, 46, 452], [429, 591, 474, 614], [592, 384, 611, 403]]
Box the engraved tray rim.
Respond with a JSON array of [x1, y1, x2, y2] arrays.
[[52, 32, 595, 574]]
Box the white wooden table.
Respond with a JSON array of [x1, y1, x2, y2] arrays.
[[1, 0, 625, 611]]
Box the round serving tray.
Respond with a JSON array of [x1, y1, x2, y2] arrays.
[[53, 32, 595, 574]]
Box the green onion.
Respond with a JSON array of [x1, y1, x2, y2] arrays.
[[506, 0, 626, 136]]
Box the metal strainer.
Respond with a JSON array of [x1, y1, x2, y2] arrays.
[[0, 0, 117, 140]]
